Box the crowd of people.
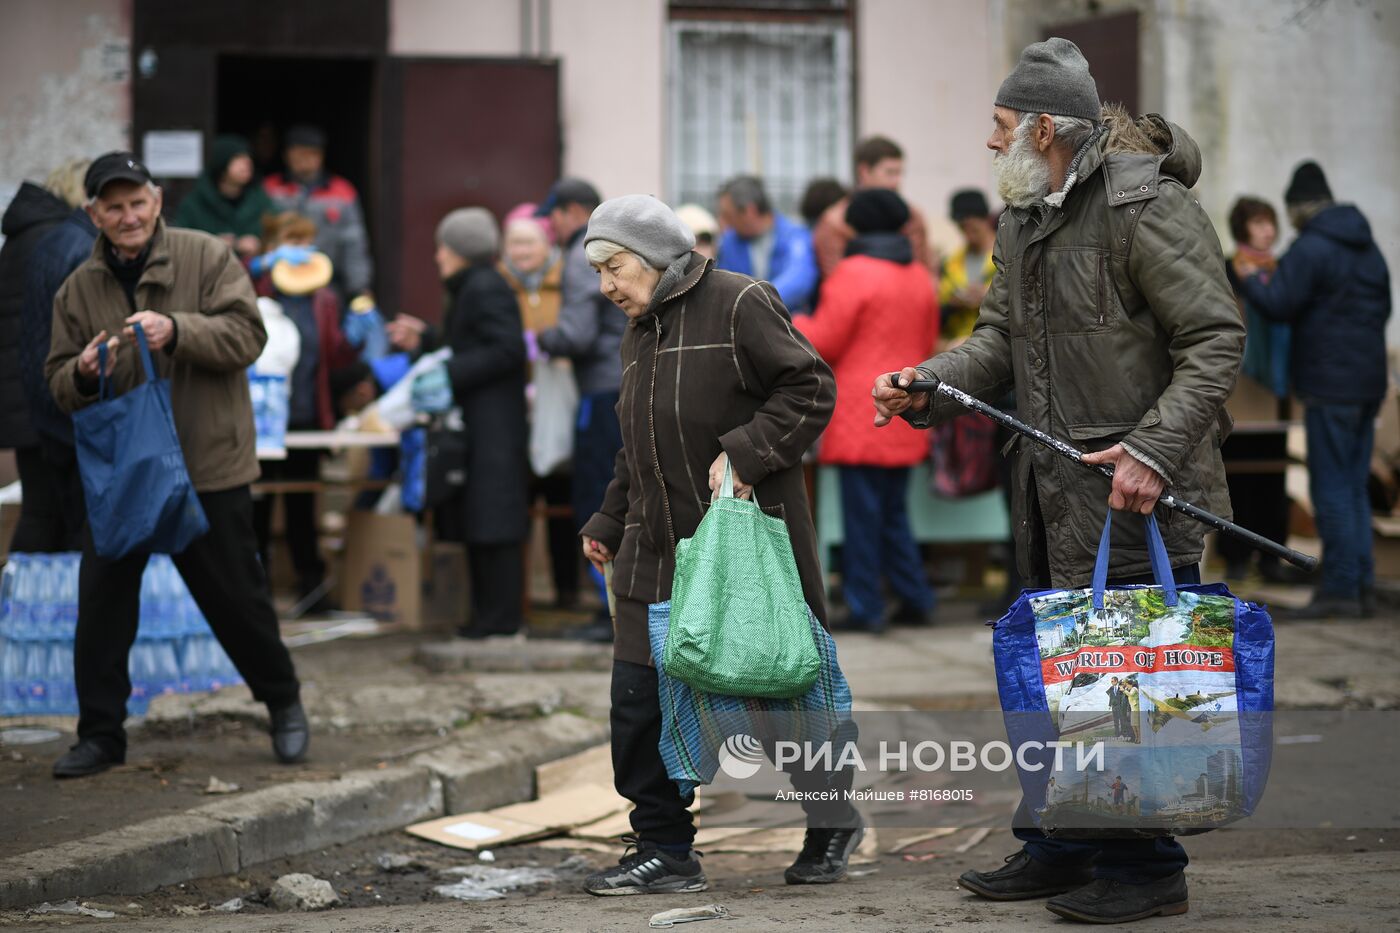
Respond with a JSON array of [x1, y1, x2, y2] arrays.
[[0, 31, 1392, 926]]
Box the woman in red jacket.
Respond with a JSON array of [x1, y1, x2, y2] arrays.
[[796, 189, 939, 631]]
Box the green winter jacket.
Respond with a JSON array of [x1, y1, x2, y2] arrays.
[[174, 174, 274, 241], [907, 108, 1244, 586]]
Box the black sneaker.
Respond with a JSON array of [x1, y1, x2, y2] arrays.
[[785, 817, 865, 884], [53, 740, 124, 779], [958, 849, 1094, 901], [583, 835, 708, 896], [1046, 872, 1189, 923]]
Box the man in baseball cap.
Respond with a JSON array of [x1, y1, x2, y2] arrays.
[[83, 151, 154, 199]]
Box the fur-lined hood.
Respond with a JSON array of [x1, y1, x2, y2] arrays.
[[1098, 103, 1202, 189]]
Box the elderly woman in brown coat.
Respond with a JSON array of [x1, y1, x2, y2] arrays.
[[576, 195, 859, 896]]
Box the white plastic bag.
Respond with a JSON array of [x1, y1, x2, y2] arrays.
[[251, 297, 301, 377], [529, 358, 579, 476]]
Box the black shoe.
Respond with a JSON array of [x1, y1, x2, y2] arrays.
[[958, 849, 1095, 901], [1046, 872, 1189, 923], [53, 740, 123, 779], [1360, 587, 1376, 618], [269, 701, 310, 764], [784, 817, 865, 884], [583, 835, 708, 896], [1276, 595, 1363, 621]]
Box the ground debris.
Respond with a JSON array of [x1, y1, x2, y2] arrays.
[[203, 775, 241, 795], [375, 852, 425, 873], [270, 873, 342, 911], [31, 900, 117, 919], [649, 904, 730, 927]]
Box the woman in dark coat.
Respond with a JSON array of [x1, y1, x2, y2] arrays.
[[431, 207, 529, 637], [575, 196, 859, 897]]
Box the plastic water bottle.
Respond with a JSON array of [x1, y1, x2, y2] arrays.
[[128, 641, 156, 713], [1, 639, 25, 715], [0, 561, 17, 640], [151, 639, 182, 700], [8, 556, 33, 639], [179, 635, 210, 693], [207, 638, 241, 691], [57, 555, 80, 638], [23, 636, 48, 714], [46, 641, 75, 714], [37, 557, 56, 638]]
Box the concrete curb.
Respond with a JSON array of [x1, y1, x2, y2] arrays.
[[0, 711, 607, 908]]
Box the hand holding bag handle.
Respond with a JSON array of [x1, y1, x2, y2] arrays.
[[717, 457, 759, 506], [1091, 511, 1178, 611], [97, 321, 158, 400]]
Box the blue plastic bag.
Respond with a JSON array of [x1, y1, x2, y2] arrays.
[[992, 512, 1273, 837], [72, 323, 209, 558]]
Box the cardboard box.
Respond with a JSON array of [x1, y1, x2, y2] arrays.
[[421, 542, 469, 634], [339, 511, 422, 629]]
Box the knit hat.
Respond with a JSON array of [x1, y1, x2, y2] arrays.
[[207, 134, 251, 181], [950, 188, 990, 221], [845, 188, 910, 235], [1284, 161, 1333, 204], [436, 207, 499, 263], [584, 195, 695, 269], [995, 37, 1101, 121]]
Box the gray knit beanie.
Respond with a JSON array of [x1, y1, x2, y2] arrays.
[[584, 195, 696, 269], [995, 37, 1101, 121], [436, 207, 499, 264]]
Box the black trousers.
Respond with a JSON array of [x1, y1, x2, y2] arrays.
[[530, 471, 579, 603], [12, 441, 85, 553], [611, 659, 859, 847], [466, 542, 524, 635], [251, 448, 326, 587], [75, 485, 301, 754]]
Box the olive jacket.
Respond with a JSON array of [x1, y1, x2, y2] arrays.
[[906, 108, 1244, 586], [46, 219, 266, 493], [581, 252, 835, 665]]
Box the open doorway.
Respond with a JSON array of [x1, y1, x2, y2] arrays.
[[215, 54, 377, 242]]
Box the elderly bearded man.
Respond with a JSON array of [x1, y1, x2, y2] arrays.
[[873, 40, 1243, 924], [46, 153, 308, 778]]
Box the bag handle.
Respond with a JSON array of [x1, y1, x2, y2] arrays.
[[1091, 511, 1178, 610], [97, 341, 110, 401], [98, 322, 158, 400], [131, 321, 157, 384], [719, 456, 760, 507]]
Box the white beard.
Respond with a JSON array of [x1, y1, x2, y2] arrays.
[[992, 123, 1052, 209]]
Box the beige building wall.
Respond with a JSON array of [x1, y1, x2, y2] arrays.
[[390, 0, 666, 202], [0, 0, 131, 222], [858, 0, 1007, 256]]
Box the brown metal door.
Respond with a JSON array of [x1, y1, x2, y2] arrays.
[[380, 59, 561, 323], [1045, 11, 1140, 115]]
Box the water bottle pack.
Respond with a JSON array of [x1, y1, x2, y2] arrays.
[[0, 553, 241, 717], [248, 370, 291, 457]]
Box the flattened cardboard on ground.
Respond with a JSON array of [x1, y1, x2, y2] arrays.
[[405, 782, 628, 851], [535, 742, 612, 797]]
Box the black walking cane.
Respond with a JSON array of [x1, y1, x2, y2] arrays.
[[890, 375, 1319, 572]]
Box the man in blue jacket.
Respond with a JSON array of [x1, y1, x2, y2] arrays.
[[715, 175, 819, 314], [1236, 161, 1393, 619]]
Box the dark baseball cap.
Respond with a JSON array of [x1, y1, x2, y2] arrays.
[[84, 151, 154, 199], [534, 177, 601, 216], [285, 124, 327, 150]]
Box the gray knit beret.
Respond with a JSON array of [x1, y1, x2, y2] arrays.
[[584, 195, 696, 269], [995, 37, 1101, 121], [436, 207, 499, 263]]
